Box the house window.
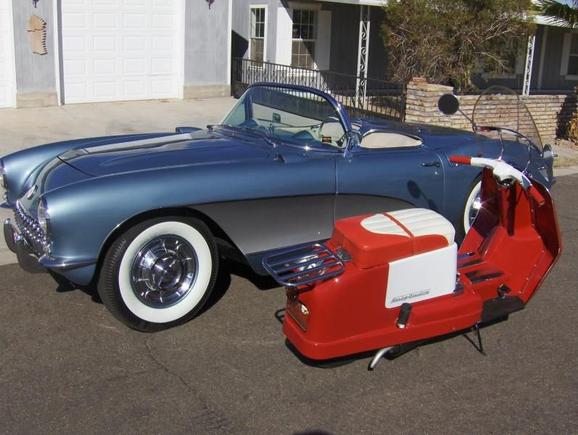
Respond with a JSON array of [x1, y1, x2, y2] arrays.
[[292, 9, 317, 69], [567, 34, 578, 76], [479, 38, 524, 80], [250, 7, 266, 63], [502, 38, 525, 75]]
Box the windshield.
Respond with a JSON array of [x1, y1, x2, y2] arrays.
[[221, 85, 347, 149], [472, 86, 542, 151]]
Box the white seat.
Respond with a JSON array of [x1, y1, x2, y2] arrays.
[[389, 208, 455, 245], [361, 132, 422, 149], [361, 208, 455, 245], [319, 119, 345, 147]]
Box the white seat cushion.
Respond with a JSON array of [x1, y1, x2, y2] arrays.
[[361, 132, 422, 149], [361, 208, 455, 245], [388, 208, 455, 245]]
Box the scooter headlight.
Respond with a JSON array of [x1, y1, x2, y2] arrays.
[[542, 144, 555, 161]]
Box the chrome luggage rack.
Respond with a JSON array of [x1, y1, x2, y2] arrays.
[[262, 243, 345, 288]]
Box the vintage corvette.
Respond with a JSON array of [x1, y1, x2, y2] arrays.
[[0, 83, 555, 331]]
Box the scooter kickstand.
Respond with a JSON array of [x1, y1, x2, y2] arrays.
[[463, 324, 486, 356], [368, 347, 393, 371]]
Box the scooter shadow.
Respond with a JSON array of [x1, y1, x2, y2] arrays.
[[280, 316, 511, 370]]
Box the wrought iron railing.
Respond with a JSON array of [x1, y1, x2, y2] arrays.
[[231, 58, 406, 121]]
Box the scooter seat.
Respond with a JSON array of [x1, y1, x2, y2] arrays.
[[331, 208, 455, 269]]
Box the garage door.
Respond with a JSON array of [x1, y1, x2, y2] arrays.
[[0, 1, 16, 108], [61, 0, 183, 103]]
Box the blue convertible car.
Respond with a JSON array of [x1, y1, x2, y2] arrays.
[[1, 83, 554, 330]]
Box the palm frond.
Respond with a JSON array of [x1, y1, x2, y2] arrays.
[[535, 0, 578, 26]]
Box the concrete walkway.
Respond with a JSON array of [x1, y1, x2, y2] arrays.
[[0, 97, 236, 155], [0, 97, 576, 267]]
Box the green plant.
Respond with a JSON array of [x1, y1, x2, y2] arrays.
[[535, 0, 578, 26], [381, 0, 534, 92]]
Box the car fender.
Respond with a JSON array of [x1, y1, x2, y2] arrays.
[[43, 156, 336, 280]]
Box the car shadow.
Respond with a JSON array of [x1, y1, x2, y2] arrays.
[[199, 259, 280, 316], [50, 257, 281, 314], [50, 271, 103, 304], [224, 259, 279, 291]]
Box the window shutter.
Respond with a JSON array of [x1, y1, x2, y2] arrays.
[[315, 11, 332, 70], [275, 7, 292, 65], [561, 32, 571, 76]]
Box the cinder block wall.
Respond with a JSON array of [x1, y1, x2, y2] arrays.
[[405, 77, 577, 144]]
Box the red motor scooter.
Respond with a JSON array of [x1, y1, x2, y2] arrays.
[[263, 156, 561, 369]]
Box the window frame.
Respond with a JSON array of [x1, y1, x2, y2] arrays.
[[290, 4, 320, 69], [480, 38, 526, 80], [561, 31, 578, 80], [249, 5, 267, 64]]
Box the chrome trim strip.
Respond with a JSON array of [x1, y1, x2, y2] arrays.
[[3, 218, 16, 253], [466, 270, 504, 284], [14, 200, 48, 255], [82, 133, 194, 154], [38, 255, 97, 270]]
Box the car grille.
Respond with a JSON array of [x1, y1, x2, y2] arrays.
[[14, 200, 48, 255]]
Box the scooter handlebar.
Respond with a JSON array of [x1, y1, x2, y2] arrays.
[[449, 155, 545, 206], [449, 155, 471, 165]]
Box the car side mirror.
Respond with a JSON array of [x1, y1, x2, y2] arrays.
[[438, 94, 460, 116]]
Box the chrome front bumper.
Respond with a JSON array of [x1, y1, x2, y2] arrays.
[[4, 218, 46, 273]]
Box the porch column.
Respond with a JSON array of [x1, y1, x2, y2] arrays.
[[522, 33, 536, 96], [355, 5, 371, 108]]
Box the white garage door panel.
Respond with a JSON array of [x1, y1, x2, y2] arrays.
[[62, 0, 182, 103], [0, 1, 16, 108]]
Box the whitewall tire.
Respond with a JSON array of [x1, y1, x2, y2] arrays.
[[97, 217, 218, 331], [463, 180, 482, 235]]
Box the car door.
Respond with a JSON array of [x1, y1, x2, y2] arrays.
[[335, 145, 445, 220]]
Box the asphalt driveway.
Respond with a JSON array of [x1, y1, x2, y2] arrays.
[[0, 175, 577, 434]]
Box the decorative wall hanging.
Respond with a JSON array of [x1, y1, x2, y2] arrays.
[[27, 15, 48, 55], [206, 0, 214, 9]]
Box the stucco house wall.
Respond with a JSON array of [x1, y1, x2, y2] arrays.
[[12, 0, 58, 107], [232, 0, 388, 80], [5, 0, 232, 108], [184, 1, 231, 98]]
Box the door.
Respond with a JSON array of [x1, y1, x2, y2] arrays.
[[336, 146, 445, 220], [60, 0, 183, 103], [0, 0, 15, 108]]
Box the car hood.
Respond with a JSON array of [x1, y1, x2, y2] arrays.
[[59, 129, 271, 177]]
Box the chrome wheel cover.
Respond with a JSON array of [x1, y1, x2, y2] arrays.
[[130, 235, 198, 308], [464, 180, 483, 234], [468, 192, 482, 227]]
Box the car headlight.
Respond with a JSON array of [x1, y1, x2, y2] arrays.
[[0, 161, 5, 190], [37, 198, 50, 235], [0, 163, 6, 203]]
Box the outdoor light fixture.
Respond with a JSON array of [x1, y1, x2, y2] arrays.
[[206, 0, 214, 9]]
